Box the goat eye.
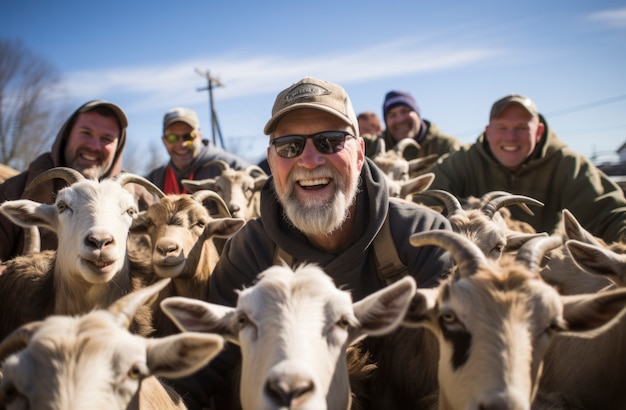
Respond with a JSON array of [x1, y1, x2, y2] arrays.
[[126, 207, 137, 217], [57, 201, 69, 213], [336, 317, 351, 330], [127, 363, 147, 380], [237, 313, 250, 330], [441, 312, 457, 324], [195, 220, 206, 229]]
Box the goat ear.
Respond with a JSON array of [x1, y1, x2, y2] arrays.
[[566, 240, 626, 286], [160, 297, 240, 344], [0, 200, 58, 232], [182, 179, 216, 194], [146, 332, 225, 378], [560, 288, 626, 337], [205, 218, 246, 239], [402, 288, 438, 328], [350, 276, 416, 342]]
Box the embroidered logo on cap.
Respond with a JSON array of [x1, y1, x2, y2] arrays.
[[283, 83, 331, 105]]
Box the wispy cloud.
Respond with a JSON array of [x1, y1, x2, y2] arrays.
[[587, 7, 626, 28], [62, 37, 501, 113]]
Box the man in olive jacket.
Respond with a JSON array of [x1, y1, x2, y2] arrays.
[[428, 94, 626, 243]]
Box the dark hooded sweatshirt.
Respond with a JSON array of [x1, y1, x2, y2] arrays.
[[0, 100, 131, 262], [168, 157, 454, 409]]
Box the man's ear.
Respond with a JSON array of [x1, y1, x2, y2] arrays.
[[535, 122, 545, 142]]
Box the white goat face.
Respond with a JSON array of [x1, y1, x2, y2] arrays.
[[0, 313, 150, 410], [54, 180, 137, 283], [161, 264, 416, 410]]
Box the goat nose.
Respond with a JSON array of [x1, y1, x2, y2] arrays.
[[265, 374, 314, 407], [478, 392, 527, 410], [229, 204, 241, 214], [156, 240, 179, 256], [85, 234, 114, 250]]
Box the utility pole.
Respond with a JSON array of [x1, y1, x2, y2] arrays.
[[195, 68, 225, 149]]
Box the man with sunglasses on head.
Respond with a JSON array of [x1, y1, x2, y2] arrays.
[[167, 77, 454, 409], [145, 107, 249, 194]]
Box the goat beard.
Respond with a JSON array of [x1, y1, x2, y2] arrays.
[[277, 166, 360, 237]]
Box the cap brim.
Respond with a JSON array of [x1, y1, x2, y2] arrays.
[[264, 103, 354, 135]]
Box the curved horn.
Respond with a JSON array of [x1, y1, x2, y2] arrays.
[[479, 191, 536, 215], [410, 230, 487, 278], [202, 159, 230, 172], [393, 138, 421, 156], [481, 195, 544, 219], [245, 165, 268, 177], [0, 321, 44, 362], [22, 226, 41, 254], [114, 173, 166, 199], [417, 189, 463, 215], [109, 278, 172, 329], [25, 167, 84, 191], [192, 190, 232, 218], [514, 235, 563, 273], [371, 138, 386, 157]]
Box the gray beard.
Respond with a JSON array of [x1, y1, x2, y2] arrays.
[[277, 168, 360, 237]]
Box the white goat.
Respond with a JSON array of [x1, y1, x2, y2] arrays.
[[361, 231, 626, 410], [0, 167, 164, 340], [0, 278, 225, 410], [181, 160, 268, 220], [130, 190, 246, 337], [160, 264, 416, 410]]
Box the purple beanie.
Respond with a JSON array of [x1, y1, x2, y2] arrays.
[[382, 90, 420, 120]]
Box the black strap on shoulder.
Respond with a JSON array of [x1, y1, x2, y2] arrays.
[[373, 212, 408, 286]]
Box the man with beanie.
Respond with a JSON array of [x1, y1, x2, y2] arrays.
[[166, 77, 454, 409], [0, 100, 153, 262], [364, 90, 463, 161], [146, 107, 249, 194], [429, 93, 626, 243]]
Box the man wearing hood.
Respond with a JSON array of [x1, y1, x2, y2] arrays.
[[167, 77, 454, 409], [428, 94, 626, 243], [0, 99, 149, 262]]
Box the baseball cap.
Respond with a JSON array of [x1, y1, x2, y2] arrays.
[[490, 94, 538, 120], [79, 100, 128, 129], [163, 107, 200, 132], [263, 77, 359, 136], [382, 90, 420, 120]]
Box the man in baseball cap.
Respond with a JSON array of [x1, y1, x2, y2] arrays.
[[145, 106, 248, 194]]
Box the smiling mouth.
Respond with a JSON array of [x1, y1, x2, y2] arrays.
[[298, 178, 330, 189]]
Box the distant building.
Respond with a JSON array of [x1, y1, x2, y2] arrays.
[[597, 141, 626, 193]]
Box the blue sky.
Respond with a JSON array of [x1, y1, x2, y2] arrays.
[[2, 1, 626, 174]]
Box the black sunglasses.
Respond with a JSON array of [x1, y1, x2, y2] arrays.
[[270, 131, 356, 159], [163, 131, 197, 144]]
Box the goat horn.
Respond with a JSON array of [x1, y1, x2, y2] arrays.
[[245, 165, 267, 177], [114, 173, 165, 199], [393, 138, 421, 155], [482, 195, 544, 219], [202, 159, 230, 171], [192, 190, 232, 218], [109, 278, 172, 329], [0, 321, 44, 362], [410, 230, 486, 278], [515, 235, 563, 273], [479, 191, 535, 215], [417, 189, 463, 215], [25, 167, 84, 192]]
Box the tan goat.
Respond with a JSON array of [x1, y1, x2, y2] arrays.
[[130, 190, 246, 337]]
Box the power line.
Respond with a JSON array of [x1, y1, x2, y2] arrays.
[[545, 94, 626, 117]]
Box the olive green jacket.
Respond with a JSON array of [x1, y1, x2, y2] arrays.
[[363, 119, 464, 160], [428, 115, 626, 243]]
